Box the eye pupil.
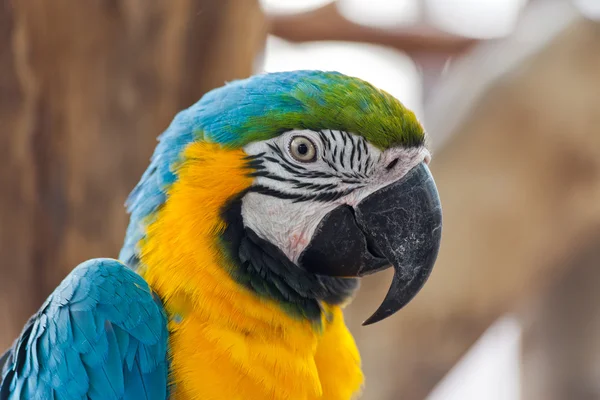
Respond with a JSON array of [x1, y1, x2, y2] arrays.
[[297, 143, 308, 155], [289, 136, 317, 162]]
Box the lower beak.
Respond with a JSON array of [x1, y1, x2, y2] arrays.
[[298, 163, 442, 325]]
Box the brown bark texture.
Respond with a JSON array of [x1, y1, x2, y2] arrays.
[[344, 10, 600, 400], [0, 0, 265, 349]]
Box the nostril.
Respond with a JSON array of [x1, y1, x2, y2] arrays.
[[386, 158, 399, 171]]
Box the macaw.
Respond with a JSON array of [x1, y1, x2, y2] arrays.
[[0, 70, 442, 400]]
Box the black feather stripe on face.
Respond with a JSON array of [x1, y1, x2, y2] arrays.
[[245, 130, 375, 204]]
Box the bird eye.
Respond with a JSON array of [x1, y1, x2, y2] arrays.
[[289, 136, 317, 162]]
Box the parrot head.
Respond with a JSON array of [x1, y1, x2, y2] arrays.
[[121, 70, 442, 325]]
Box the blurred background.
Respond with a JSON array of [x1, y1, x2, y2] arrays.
[[2, 0, 600, 399]]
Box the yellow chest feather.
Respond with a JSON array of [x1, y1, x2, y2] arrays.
[[138, 142, 363, 400], [165, 303, 363, 400]]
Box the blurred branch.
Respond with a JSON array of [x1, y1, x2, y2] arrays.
[[344, 4, 600, 399], [267, 2, 477, 59]]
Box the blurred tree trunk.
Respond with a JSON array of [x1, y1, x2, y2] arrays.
[[521, 240, 600, 400], [0, 0, 265, 349]]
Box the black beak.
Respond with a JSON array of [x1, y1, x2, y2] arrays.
[[298, 163, 442, 325]]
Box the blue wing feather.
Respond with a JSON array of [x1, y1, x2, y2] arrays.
[[0, 258, 169, 400]]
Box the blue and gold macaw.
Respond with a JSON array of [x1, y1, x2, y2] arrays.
[[0, 71, 442, 400]]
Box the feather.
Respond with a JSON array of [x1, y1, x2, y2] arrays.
[[0, 258, 168, 400]]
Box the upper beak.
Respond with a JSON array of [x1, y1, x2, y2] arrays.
[[354, 163, 442, 324], [298, 163, 442, 325]]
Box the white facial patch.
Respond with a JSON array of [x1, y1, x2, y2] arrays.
[[241, 129, 430, 263]]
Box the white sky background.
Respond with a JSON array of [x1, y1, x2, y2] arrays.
[[259, 0, 526, 399]]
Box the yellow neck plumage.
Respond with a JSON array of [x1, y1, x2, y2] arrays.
[[137, 142, 364, 400]]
